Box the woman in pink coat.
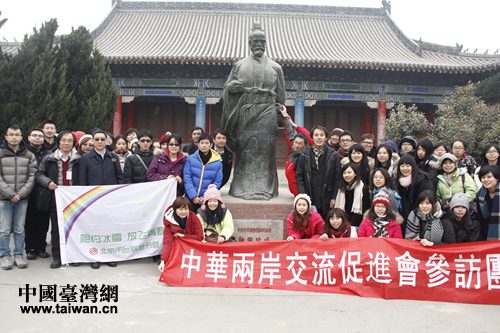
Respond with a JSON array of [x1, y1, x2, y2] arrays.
[[358, 191, 402, 238], [286, 194, 324, 240]]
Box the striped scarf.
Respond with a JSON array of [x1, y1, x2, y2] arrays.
[[477, 184, 500, 240]]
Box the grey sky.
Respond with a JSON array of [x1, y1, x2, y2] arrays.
[[1, 0, 498, 53]]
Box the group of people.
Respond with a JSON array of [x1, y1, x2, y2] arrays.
[[0, 121, 234, 270], [1, 116, 498, 273], [281, 108, 499, 250]]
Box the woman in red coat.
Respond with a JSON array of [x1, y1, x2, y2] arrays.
[[358, 192, 402, 238], [286, 194, 324, 240], [158, 197, 203, 272]]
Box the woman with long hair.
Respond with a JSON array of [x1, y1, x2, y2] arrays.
[[374, 143, 397, 177], [286, 194, 324, 240], [113, 135, 131, 171], [335, 163, 370, 227], [158, 196, 203, 272], [415, 138, 438, 188], [341, 143, 374, 185], [474, 144, 500, 189], [405, 190, 455, 246], [320, 208, 358, 239]]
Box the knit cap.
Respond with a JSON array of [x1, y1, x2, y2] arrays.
[[439, 152, 457, 166], [201, 184, 225, 210], [450, 193, 469, 211], [294, 193, 312, 208], [159, 132, 172, 144], [372, 191, 390, 208]]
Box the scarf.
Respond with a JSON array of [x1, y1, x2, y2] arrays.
[[398, 175, 412, 188], [477, 184, 500, 240], [414, 210, 444, 243], [373, 217, 390, 237], [312, 146, 325, 170], [331, 225, 351, 238], [173, 211, 187, 230], [199, 149, 212, 165], [335, 180, 364, 215]]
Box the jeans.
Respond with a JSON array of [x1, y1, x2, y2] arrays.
[[0, 199, 28, 258]]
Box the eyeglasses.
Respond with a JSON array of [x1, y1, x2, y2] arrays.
[[362, 141, 373, 145], [94, 138, 106, 142], [140, 139, 152, 143], [452, 147, 464, 151], [340, 139, 352, 143], [168, 143, 180, 147]]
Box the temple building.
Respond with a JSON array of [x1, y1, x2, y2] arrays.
[[91, 0, 499, 162]]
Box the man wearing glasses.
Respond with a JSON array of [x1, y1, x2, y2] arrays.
[[338, 130, 355, 159], [123, 130, 155, 183], [0, 124, 37, 270], [78, 129, 124, 269]]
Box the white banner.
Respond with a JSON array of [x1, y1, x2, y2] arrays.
[[55, 179, 177, 264]]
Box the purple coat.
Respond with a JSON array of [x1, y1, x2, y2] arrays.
[[146, 151, 186, 195]]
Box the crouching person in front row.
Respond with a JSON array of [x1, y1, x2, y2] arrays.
[[197, 184, 234, 243], [158, 197, 203, 273]]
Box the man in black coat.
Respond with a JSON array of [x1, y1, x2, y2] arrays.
[[213, 129, 233, 188], [25, 128, 51, 261], [123, 129, 154, 183], [78, 129, 123, 269], [296, 126, 341, 219]]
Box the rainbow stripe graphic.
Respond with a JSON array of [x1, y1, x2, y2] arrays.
[[63, 185, 129, 242]]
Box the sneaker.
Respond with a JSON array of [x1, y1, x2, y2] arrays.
[[105, 262, 117, 267], [14, 256, 27, 269], [1, 257, 13, 270], [90, 262, 100, 269], [26, 250, 37, 260], [50, 260, 61, 269], [37, 251, 50, 259]]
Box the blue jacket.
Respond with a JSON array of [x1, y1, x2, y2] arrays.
[[183, 149, 223, 199]]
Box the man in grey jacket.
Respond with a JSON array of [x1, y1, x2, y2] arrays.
[[0, 124, 37, 270]]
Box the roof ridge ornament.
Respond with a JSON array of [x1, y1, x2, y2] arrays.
[[252, 20, 263, 33], [382, 0, 391, 15]]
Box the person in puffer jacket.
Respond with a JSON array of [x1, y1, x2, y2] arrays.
[[0, 124, 37, 270], [183, 133, 222, 211], [158, 197, 203, 272]]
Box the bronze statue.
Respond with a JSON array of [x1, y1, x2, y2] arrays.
[[221, 22, 285, 200]]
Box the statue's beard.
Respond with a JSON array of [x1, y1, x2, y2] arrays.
[[252, 49, 264, 58]]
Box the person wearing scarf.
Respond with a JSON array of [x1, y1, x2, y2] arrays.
[[320, 208, 358, 239], [197, 184, 234, 244], [405, 190, 455, 246], [476, 165, 500, 240], [335, 163, 371, 227], [358, 191, 402, 238], [452, 140, 478, 176], [158, 197, 203, 272]]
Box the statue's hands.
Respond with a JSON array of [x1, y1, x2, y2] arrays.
[[226, 80, 244, 93]]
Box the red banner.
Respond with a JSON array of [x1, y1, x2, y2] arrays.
[[160, 238, 500, 304]]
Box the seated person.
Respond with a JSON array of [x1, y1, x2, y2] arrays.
[[286, 194, 324, 240], [197, 185, 234, 243]]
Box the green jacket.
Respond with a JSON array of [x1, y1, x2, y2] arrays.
[[436, 169, 476, 203]]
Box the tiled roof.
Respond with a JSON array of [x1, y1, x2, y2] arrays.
[[0, 42, 22, 57], [92, 1, 500, 74]]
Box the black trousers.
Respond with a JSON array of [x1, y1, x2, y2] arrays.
[[50, 209, 61, 261], [24, 198, 50, 253]]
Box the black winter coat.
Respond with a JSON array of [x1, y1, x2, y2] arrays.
[[123, 149, 154, 183], [442, 211, 481, 243], [296, 145, 341, 217], [396, 171, 434, 221], [78, 150, 124, 185]]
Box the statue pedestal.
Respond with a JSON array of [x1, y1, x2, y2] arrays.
[[221, 169, 293, 241]]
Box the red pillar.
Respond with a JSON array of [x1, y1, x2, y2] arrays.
[[376, 100, 387, 144], [125, 102, 135, 130], [113, 96, 122, 136]]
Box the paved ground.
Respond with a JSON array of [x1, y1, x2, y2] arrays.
[[1, 255, 500, 333]]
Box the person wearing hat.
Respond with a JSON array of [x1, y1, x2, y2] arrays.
[[405, 190, 455, 246], [197, 184, 234, 244], [436, 153, 476, 211], [286, 194, 324, 240], [77, 135, 94, 156], [358, 191, 402, 238], [398, 136, 417, 157], [441, 193, 480, 243], [147, 133, 185, 197]]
